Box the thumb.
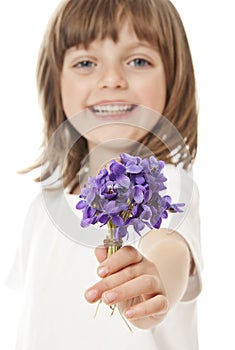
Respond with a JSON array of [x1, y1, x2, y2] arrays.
[[95, 245, 108, 263]]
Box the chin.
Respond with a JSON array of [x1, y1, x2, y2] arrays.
[[85, 127, 147, 148]]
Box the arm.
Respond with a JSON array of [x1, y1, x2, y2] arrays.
[[85, 228, 192, 329], [139, 228, 192, 309]]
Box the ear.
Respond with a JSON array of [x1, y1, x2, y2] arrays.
[[94, 246, 108, 263]]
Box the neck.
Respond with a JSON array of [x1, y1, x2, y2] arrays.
[[74, 139, 136, 192], [88, 139, 133, 177], [72, 139, 148, 194]]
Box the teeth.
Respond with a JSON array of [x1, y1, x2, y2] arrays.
[[92, 104, 134, 115]]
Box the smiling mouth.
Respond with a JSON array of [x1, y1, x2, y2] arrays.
[[90, 104, 137, 117]]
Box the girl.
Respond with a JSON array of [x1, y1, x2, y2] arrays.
[[7, 0, 202, 349]]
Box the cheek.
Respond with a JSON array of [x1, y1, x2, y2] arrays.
[[148, 87, 166, 113], [61, 77, 73, 117], [141, 73, 166, 114], [60, 75, 86, 118]]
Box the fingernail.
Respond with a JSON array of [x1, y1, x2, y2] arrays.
[[102, 292, 117, 304], [125, 309, 136, 319], [85, 289, 98, 302], [98, 266, 108, 277]]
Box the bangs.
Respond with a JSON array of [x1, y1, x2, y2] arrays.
[[55, 0, 163, 67]]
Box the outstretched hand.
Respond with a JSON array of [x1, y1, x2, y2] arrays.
[[85, 245, 169, 329]]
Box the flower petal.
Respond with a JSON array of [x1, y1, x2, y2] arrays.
[[134, 186, 144, 204], [110, 161, 126, 176], [115, 226, 128, 240], [117, 174, 130, 188], [134, 220, 145, 235], [98, 214, 109, 224], [111, 215, 124, 226], [75, 200, 87, 210], [126, 163, 142, 174]]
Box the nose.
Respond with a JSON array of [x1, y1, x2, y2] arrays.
[[98, 65, 128, 90]]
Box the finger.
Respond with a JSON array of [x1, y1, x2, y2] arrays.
[[102, 274, 161, 305], [85, 257, 161, 304], [95, 246, 108, 264], [84, 263, 145, 303], [97, 246, 143, 277], [124, 294, 169, 320]]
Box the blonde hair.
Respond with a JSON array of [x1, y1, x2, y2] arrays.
[[30, 0, 198, 190]]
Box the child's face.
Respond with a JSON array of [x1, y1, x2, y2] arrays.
[[61, 22, 166, 146]]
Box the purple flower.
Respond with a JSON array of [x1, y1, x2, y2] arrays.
[[168, 203, 185, 213], [76, 153, 184, 242], [109, 160, 130, 188]]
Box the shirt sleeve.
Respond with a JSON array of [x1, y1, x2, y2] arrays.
[[161, 164, 203, 302], [5, 193, 43, 291], [5, 246, 24, 291]]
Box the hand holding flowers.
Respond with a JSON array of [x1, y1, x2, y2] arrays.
[[76, 153, 185, 328], [85, 244, 169, 329]]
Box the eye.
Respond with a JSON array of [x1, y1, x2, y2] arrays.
[[73, 60, 96, 70], [129, 58, 152, 67]]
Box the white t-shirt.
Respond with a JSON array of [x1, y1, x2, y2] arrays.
[[6, 165, 203, 350]]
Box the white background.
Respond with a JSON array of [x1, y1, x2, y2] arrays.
[[0, 0, 234, 349]]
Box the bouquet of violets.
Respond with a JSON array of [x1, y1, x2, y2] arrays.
[[76, 153, 184, 318]]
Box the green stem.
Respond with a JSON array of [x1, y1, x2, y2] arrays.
[[107, 221, 118, 256], [93, 220, 132, 332], [94, 299, 102, 319]]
